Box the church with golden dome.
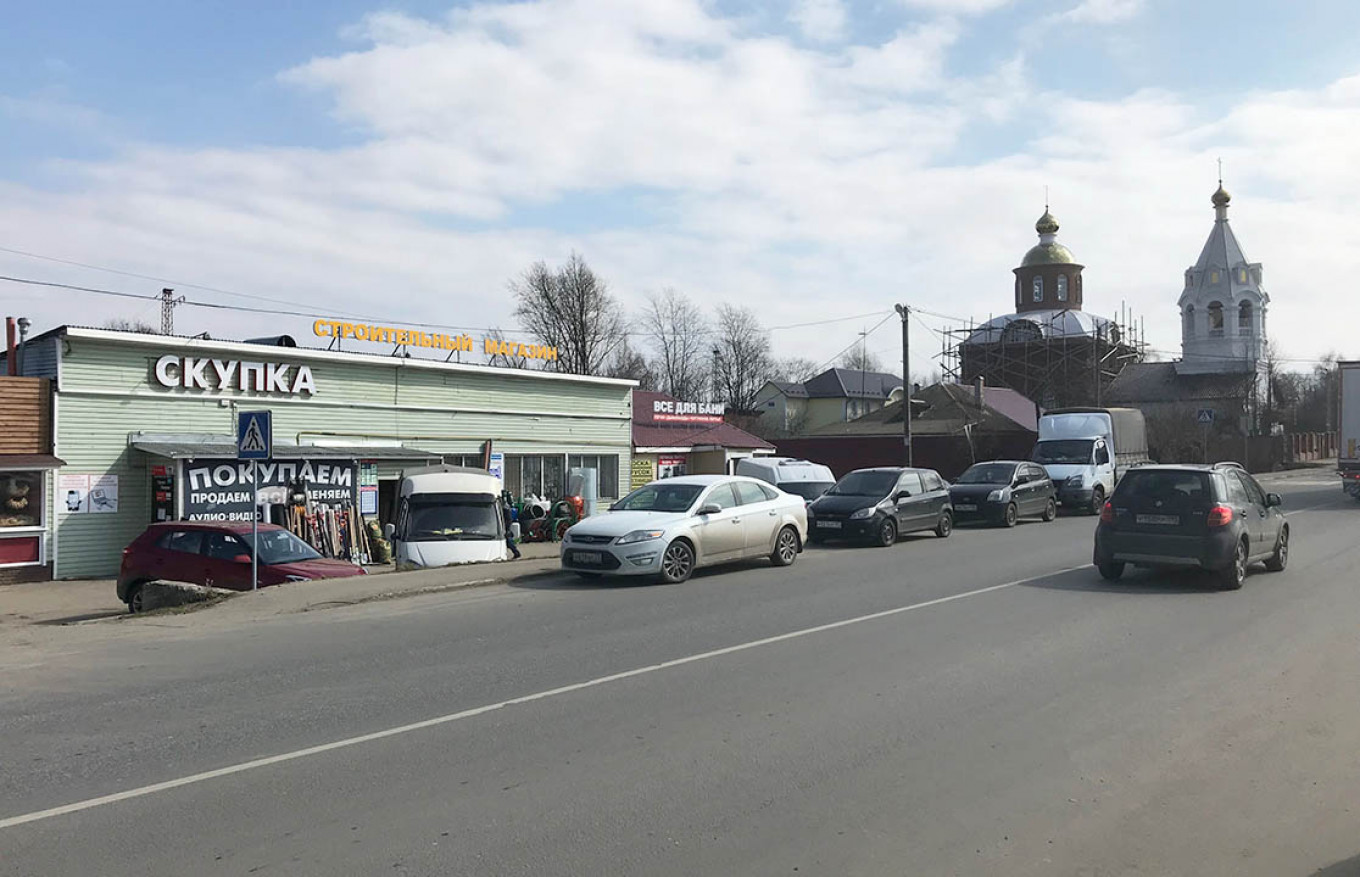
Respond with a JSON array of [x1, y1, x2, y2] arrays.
[[952, 205, 1143, 409]]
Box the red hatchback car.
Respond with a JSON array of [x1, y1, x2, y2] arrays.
[[118, 521, 366, 611]]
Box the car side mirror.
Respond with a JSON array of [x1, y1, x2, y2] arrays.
[[383, 522, 396, 539], [696, 503, 722, 515], [1265, 493, 1283, 508], [894, 491, 910, 501], [232, 554, 252, 564]]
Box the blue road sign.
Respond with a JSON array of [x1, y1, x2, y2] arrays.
[[237, 410, 272, 460], [1196, 408, 1215, 425]]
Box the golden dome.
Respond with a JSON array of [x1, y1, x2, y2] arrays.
[[1035, 209, 1060, 235], [1211, 184, 1231, 207]]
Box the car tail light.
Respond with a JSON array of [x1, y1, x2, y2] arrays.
[[1099, 501, 1115, 523], [1207, 504, 1234, 527]]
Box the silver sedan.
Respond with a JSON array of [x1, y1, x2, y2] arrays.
[[560, 475, 808, 583]]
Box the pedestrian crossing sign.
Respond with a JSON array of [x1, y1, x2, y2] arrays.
[[237, 410, 272, 460]]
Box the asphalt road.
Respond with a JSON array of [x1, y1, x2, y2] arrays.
[[2, 475, 1358, 876]]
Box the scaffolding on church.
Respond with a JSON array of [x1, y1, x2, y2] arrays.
[[937, 304, 1149, 410]]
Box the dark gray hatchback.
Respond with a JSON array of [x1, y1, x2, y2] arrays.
[[1092, 463, 1289, 589]]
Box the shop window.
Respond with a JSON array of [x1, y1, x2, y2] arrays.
[[0, 471, 44, 529], [1207, 301, 1224, 336], [1238, 301, 1253, 333], [1032, 275, 1043, 302], [567, 454, 620, 498], [1056, 274, 1068, 302], [444, 454, 486, 469], [504, 454, 566, 500]]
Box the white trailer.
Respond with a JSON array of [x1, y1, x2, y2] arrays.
[[1340, 361, 1360, 499]]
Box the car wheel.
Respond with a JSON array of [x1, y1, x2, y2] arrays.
[[1000, 503, 1018, 528], [1219, 539, 1248, 590], [659, 539, 695, 584], [876, 517, 897, 547], [1042, 498, 1057, 522], [1097, 561, 1125, 582], [770, 526, 800, 567], [126, 582, 145, 614], [1089, 486, 1105, 516], [1264, 525, 1289, 572], [935, 511, 954, 538]]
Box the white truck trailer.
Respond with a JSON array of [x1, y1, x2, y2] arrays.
[[1340, 361, 1360, 500]]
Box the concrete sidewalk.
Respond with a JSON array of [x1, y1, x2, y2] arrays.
[[0, 541, 565, 629]]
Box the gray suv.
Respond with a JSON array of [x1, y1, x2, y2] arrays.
[[1093, 463, 1288, 589]]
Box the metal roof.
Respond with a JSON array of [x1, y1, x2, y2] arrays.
[[129, 434, 444, 461], [962, 309, 1115, 344]]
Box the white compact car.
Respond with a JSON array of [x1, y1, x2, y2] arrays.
[[560, 475, 808, 583]]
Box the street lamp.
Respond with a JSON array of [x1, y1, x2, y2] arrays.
[[894, 304, 912, 466]]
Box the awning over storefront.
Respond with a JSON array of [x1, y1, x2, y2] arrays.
[[130, 435, 443, 462], [0, 454, 65, 468]]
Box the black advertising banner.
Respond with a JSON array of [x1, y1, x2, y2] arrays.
[[183, 458, 357, 521]]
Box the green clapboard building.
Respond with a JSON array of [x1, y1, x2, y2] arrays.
[[14, 326, 634, 579]]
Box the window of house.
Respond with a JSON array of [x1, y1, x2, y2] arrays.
[[1238, 301, 1252, 334], [1056, 274, 1068, 302], [1210, 270, 1220, 284], [1032, 275, 1043, 302], [1184, 305, 1195, 337], [1207, 301, 1224, 336], [503, 454, 566, 499], [1, 471, 44, 529], [1238, 268, 1248, 283], [567, 454, 620, 499]]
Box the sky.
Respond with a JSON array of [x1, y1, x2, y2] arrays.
[[2, 0, 1358, 380]]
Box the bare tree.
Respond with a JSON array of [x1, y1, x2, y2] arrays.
[[511, 252, 626, 375], [103, 318, 158, 334], [641, 288, 709, 399], [713, 304, 772, 412], [485, 327, 528, 369], [603, 339, 656, 389], [839, 345, 883, 372], [765, 357, 822, 384]]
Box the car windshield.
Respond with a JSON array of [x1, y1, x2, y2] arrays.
[[406, 497, 501, 540], [778, 481, 834, 501], [243, 528, 323, 565], [1031, 439, 1094, 465], [1116, 470, 1210, 509], [613, 483, 704, 512], [827, 471, 898, 497], [955, 463, 1017, 485]]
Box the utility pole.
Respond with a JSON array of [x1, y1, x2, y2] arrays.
[[159, 288, 185, 335], [894, 304, 912, 466]]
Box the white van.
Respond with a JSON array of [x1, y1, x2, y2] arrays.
[[735, 457, 836, 504], [384, 466, 507, 567]]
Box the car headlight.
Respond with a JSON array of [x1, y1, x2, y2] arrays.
[[1067, 474, 1083, 488], [616, 529, 664, 545], [986, 489, 1004, 502], [849, 507, 875, 520], [285, 574, 311, 582]]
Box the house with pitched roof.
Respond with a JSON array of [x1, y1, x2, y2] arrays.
[[752, 367, 903, 437]]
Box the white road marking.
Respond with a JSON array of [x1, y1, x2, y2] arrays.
[[0, 563, 1089, 831]]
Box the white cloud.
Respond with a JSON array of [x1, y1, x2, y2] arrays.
[[1, 0, 1357, 376], [895, 0, 1015, 14], [1059, 0, 1145, 25], [790, 0, 847, 42]]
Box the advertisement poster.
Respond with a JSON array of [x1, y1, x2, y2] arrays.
[[59, 474, 89, 514], [657, 456, 688, 479], [488, 451, 505, 484], [152, 468, 175, 522], [182, 458, 357, 521], [359, 462, 379, 516], [630, 458, 655, 490], [89, 475, 119, 513]]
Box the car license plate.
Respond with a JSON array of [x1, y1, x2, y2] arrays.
[[1136, 514, 1180, 526], [816, 520, 842, 529], [954, 503, 977, 512], [574, 551, 603, 564]]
